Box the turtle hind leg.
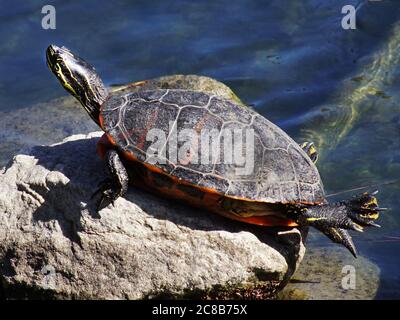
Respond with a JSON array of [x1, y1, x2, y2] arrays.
[[300, 141, 318, 163], [91, 149, 129, 211], [294, 191, 383, 256]]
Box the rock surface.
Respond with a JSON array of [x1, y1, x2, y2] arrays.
[[0, 133, 305, 299]]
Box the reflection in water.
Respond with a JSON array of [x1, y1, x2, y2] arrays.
[[301, 23, 400, 158], [302, 22, 400, 299]]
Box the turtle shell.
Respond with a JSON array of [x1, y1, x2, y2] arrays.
[[100, 89, 325, 204]]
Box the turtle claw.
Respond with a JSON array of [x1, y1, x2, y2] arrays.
[[337, 228, 357, 258], [346, 191, 382, 227], [314, 225, 357, 257], [350, 222, 364, 233], [337, 228, 358, 258], [92, 178, 120, 211], [368, 222, 381, 228]]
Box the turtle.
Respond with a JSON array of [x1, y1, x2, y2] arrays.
[[113, 77, 319, 162], [46, 44, 383, 257]]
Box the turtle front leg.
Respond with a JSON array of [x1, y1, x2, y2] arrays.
[[299, 141, 318, 163], [92, 149, 129, 211]]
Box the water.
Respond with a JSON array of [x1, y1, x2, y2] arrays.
[[1, 0, 400, 299]]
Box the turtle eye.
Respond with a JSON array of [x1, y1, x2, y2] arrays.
[[54, 63, 61, 73]]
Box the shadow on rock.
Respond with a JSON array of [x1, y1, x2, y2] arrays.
[[27, 134, 306, 282]]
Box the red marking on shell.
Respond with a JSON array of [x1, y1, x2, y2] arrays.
[[136, 108, 159, 150]]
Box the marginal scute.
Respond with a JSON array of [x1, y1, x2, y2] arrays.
[[176, 183, 206, 200], [257, 184, 282, 202], [299, 183, 315, 203], [149, 170, 175, 189], [313, 184, 326, 203], [131, 147, 147, 162], [281, 182, 300, 203], [288, 144, 320, 185], [172, 166, 204, 185], [199, 174, 230, 194], [144, 158, 175, 174], [227, 180, 258, 199]]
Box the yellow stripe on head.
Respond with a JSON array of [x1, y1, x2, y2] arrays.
[[306, 217, 326, 222], [55, 62, 77, 96], [46, 44, 107, 127]]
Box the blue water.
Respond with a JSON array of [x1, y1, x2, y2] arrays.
[[1, 0, 400, 299]]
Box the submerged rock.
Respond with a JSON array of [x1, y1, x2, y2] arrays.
[[0, 133, 305, 299], [279, 246, 380, 300]]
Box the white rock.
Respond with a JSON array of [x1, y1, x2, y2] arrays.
[[0, 133, 305, 299]]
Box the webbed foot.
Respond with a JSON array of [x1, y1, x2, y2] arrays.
[[296, 191, 384, 257], [344, 191, 383, 229]]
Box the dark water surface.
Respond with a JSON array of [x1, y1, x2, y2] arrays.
[[1, 0, 400, 299]]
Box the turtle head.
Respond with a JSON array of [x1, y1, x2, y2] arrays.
[[46, 44, 108, 126]]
